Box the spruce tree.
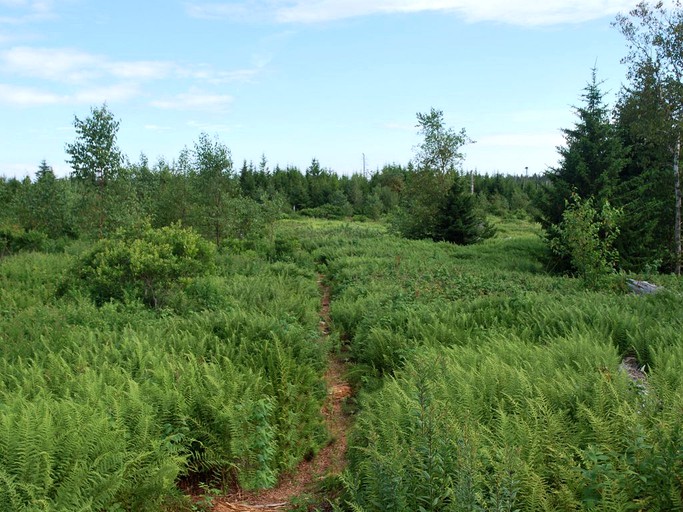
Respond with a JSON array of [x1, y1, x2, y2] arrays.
[[542, 69, 627, 227], [433, 176, 495, 245]]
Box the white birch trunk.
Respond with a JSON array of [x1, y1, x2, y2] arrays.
[[674, 134, 682, 275]]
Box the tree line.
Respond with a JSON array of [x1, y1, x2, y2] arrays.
[[4, 1, 682, 278], [0, 103, 542, 255]]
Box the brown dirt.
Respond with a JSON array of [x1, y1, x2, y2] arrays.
[[210, 276, 352, 512]]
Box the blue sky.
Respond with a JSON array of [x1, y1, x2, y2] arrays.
[[1, 0, 638, 179]]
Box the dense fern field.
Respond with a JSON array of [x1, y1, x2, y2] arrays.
[[0, 240, 328, 510], [1, 217, 682, 511], [280, 218, 683, 511]]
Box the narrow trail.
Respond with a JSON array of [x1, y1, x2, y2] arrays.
[[212, 275, 352, 512]]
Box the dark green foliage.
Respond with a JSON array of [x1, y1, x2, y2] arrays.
[[15, 161, 76, 239], [272, 165, 309, 211], [613, 2, 683, 273], [391, 168, 451, 240], [0, 225, 49, 258], [612, 47, 679, 271], [391, 109, 491, 244], [541, 69, 627, 227], [65, 223, 216, 307], [433, 176, 495, 244], [540, 70, 630, 277], [392, 170, 494, 244], [306, 159, 339, 208]]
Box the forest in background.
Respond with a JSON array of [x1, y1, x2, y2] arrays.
[[2, 2, 683, 278]]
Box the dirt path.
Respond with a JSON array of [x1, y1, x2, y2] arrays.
[[211, 276, 351, 512]]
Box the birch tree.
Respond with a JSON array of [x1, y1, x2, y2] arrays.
[[615, 0, 683, 273]]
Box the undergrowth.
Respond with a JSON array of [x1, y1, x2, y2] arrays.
[[0, 238, 328, 510], [280, 217, 683, 511], [1, 217, 682, 511]]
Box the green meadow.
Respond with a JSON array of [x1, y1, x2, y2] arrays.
[[0, 217, 682, 511]]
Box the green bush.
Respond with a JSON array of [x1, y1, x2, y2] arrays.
[[548, 193, 622, 288], [65, 223, 216, 307], [0, 225, 49, 257]]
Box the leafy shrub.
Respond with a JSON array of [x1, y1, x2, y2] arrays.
[[65, 223, 216, 307], [0, 225, 49, 257], [548, 193, 621, 288], [299, 204, 351, 219]]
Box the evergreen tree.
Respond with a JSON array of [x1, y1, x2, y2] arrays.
[[541, 69, 627, 227], [434, 176, 495, 245], [614, 65, 675, 271], [305, 159, 337, 208], [272, 166, 309, 210], [239, 160, 258, 200], [21, 161, 75, 238]]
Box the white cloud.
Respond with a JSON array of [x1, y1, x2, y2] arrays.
[[0, 83, 65, 105], [0, 0, 57, 24], [0, 46, 255, 109], [1, 47, 99, 83], [187, 0, 638, 26], [1, 46, 264, 85], [144, 124, 172, 131], [72, 83, 141, 103], [151, 91, 234, 111], [105, 61, 175, 80], [0, 47, 175, 83], [0, 82, 139, 106]]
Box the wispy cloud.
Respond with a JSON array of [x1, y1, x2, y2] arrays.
[[0, 46, 174, 83], [0, 82, 140, 106], [186, 0, 637, 26], [151, 91, 234, 111], [0, 0, 57, 24], [185, 1, 267, 22], [0, 83, 64, 105], [0, 45, 261, 108]]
